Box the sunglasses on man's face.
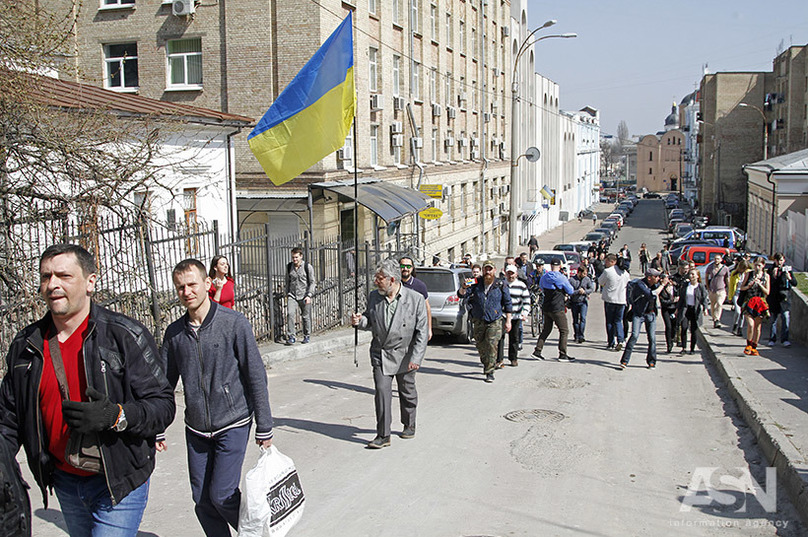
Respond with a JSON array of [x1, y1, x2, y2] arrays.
[[400, 264, 413, 269]]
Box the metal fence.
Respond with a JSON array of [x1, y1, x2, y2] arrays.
[[0, 213, 413, 369]]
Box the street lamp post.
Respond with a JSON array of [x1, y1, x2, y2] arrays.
[[507, 24, 576, 255], [739, 102, 768, 160]]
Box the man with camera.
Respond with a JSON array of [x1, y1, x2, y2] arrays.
[[767, 253, 798, 347]]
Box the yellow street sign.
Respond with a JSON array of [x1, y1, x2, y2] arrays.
[[418, 184, 444, 199], [419, 207, 444, 220]]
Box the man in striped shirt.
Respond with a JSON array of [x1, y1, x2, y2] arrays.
[[505, 265, 531, 366]]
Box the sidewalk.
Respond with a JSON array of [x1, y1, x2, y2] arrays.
[[698, 311, 808, 526]]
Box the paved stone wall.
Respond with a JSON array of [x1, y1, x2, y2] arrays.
[[789, 287, 808, 346]]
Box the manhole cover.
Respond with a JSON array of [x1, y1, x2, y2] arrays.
[[503, 409, 565, 423]]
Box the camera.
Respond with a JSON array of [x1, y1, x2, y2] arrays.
[[784, 265, 792, 273]]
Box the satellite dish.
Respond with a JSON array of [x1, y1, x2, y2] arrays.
[[525, 147, 540, 162]]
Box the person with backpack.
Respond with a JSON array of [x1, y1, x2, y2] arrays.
[[620, 269, 662, 369], [532, 258, 576, 361], [285, 247, 316, 345], [0, 438, 30, 537]]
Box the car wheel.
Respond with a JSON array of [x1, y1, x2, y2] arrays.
[[456, 313, 472, 344]]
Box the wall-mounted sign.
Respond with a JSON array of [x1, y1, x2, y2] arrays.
[[419, 207, 444, 220], [418, 184, 443, 199]]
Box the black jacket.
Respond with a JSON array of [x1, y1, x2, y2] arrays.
[[0, 304, 176, 506]]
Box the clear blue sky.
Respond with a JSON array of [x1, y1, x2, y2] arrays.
[[527, 0, 808, 137]]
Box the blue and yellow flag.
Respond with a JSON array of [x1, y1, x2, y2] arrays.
[[249, 13, 356, 185], [540, 185, 553, 200]]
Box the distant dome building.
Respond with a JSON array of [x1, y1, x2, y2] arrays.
[[664, 103, 679, 132]]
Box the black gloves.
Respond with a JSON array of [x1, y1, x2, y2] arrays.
[[62, 387, 120, 433]]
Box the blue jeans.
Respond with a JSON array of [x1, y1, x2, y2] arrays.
[[768, 301, 790, 343], [53, 470, 149, 537], [186, 423, 251, 537], [621, 312, 657, 365], [604, 302, 626, 347], [570, 301, 588, 340]]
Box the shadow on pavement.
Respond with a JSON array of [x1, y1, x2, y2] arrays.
[[302, 378, 374, 395], [273, 417, 374, 445], [34, 509, 159, 537]]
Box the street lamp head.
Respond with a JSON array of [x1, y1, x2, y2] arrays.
[[559, 33, 578, 38], [539, 19, 557, 30]]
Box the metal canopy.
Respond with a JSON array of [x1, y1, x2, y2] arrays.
[[311, 180, 432, 223]]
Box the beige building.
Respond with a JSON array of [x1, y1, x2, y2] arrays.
[[52, 0, 514, 262], [635, 130, 684, 193], [770, 45, 808, 157], [698, 71, 774, 228]]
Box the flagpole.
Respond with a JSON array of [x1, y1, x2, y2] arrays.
[[353, 113, 359, 367]]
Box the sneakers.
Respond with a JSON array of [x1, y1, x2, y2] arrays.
[[510, 359, 518, 367], [783, 341, 792, 348], [285, 336, 296, 346], [743, 345, 753, 355], [768, 340, 776, 347], [302, 336, 310, 344], [400, 427, 415, 439], [749, 348, 760, 356], [619, 361, 627, 370], [558, 355, 576, 362], [647, 362, 656, 369], [532, 350, 545, 360], [367, 436, 391, 449], [495, 361, 505, 370], [614, 342, 623, 352], [484, 373, 495, 383], [713, 320, 719, 328]]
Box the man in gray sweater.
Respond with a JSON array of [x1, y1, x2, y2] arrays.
[[158, 258, 273, 537]]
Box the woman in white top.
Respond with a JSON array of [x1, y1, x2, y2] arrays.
[[675, 269, 708, 354]]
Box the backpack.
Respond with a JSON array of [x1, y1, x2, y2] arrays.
[[287, 261, 312, 288], [625, 278, 645, 313], [0, 440, 31, 537]]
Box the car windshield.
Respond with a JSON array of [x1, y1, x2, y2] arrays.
[[584, 234, 603, 241], [534, 253, 566, 266], [416, 271, 457, 293], [563, 252, 580, 263]]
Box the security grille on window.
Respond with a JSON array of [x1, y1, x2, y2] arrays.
[[168, 38, 202, 89], [104, 43, 138, 90]]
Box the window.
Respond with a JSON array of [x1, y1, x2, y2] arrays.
[[369, 47, 379, 92], [342, 130, 354, 169], [411, 0, 420, 33], [472, 80, 477, 111], [183, 188, 199, 254], [430, 3, 438, 41], [459, 20, 465, 54], [392, 0, 401, 25], [445, 13, 452, 48], [445, 71, 452, 104], [471, 26, 477, 57], [649, 151, 653, 161], [432, 126, 438, 161], [370, 125, 379, 167], [429, 68, 437, 102], [392, 55, 401, 96], [368, 0, 377, 15], [133, 191, 151, 214], [104, 43, 138, 90], [412, 61, 421, 100], [167, 38, 202, 89], [393, 140, 402, 166], [102, 0, 134, 7]]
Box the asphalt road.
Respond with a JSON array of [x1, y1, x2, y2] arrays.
[[21, 200, 806, 536]]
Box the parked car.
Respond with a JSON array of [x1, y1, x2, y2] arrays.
[[607, 213, 624, 226], [532, 250, 569, 273], [560, 251, 582, 273], [582, 232, 610, 248], [678, 246, 737, 267], [668, 217, 685, 232], [598, 221, 619, 237], [553, 242, 591, 255], [674, 222, 694, 238], [667, 208, 685, 221], [415, 266, 474, 342], [675, 228, 737, 249], [643, 192, 661, 199]]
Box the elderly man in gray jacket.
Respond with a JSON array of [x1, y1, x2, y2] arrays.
[[352, 258, 428, 449]]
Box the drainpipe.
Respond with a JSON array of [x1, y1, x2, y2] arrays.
[[765, 168, 776, 256], [406, 102, 425, 261]]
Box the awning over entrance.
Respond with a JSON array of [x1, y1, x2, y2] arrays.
[[311, 179, 433, 223]]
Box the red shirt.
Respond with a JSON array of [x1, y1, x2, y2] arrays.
[[209, 277, 235, 309], [39, 316, 96, 476]]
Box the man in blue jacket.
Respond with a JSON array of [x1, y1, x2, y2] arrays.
[[620, 268, 662, 369], [459, 260, 512, 383], [532, 259, 575, 361], [158, 259, 273, 537]]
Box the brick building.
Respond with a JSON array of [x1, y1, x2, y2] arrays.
[[770, 45, 808, 157], [51, 0, 515, 262]]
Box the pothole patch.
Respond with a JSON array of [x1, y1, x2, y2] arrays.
[[535, 376, 590, 389], [503, 409, 566, 423]]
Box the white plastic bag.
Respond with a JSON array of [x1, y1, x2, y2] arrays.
[[238, 446, 305, 537]]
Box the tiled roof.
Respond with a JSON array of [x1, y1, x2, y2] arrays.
[[24, 73, 254, 126]]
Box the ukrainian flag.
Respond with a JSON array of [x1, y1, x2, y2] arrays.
[[540, 185, 553, 200], [249, 13, 356, 185]]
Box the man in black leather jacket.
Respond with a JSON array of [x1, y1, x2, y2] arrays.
[[0, 244, 175, 536]]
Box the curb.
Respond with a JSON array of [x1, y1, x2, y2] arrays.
[[258, 329, 372, 368], [698, 327, 808, 527]]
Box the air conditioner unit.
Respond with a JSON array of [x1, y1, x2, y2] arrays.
[[336, 148, 348, 161], [458, 91, 467, 103], [172, 0, 194, 16], [412, 137, 424, 149], [393, 96, 405, 111], [499, 202, 507, 214], [444, 137, 455, 147], [432, 103, 442, 117], [491, 136, 499, 146], [483, 112, 491, 123], [501, 26, 510, 38], [471, 137, 480, 147], [470, 149, 479, 160], [370, 94, 383, 110], [390, 121, 403, 134], [491, 205, 500, 216], [447, 106, 457, 119], [391, 134, 404, 147], [458, 138, 468, 148], [491, 101, 498, 110]]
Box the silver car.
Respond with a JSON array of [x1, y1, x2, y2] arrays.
[[414, 266, 474, 342]]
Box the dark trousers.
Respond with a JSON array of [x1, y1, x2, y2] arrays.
[[533, 309, 569, 358], [570, 301, 588, 340], [680, 306, 699, 351], [372, 364, 417, 437], [604, 302, 626, 347], [186, 423, 251, 537], [661, 309, 676, 351], [508, 318, 522, 361]]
